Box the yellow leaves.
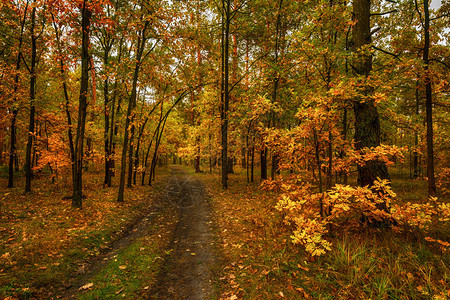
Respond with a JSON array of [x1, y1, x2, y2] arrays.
[[289, 216, 331, 257], [277, 179, 402, 256], [425, 237, 450, 249], [348, 144, 406, 168], [393, 197, 449, 231], [79, 282, 94, 290]]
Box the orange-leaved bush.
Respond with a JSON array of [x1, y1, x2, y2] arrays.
[[273, 177, 449, 256]]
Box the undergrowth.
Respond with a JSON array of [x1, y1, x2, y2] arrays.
[[200, 168, 450, 299], [0, 167, 168, 299]]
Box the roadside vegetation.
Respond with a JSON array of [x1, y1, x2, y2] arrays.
[[201, 166, 449, 300], [0, 167, 173, 299]]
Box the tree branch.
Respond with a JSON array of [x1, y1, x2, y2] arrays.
[[370, 10, 397, 16], [372, 45, 401, 60], [430, 13, 450, 21], [430, 58, 450, 69]]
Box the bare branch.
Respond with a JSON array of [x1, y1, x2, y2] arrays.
[[430, 13, 450, 21], [429, 58, 450, 69], [370, 9, 397, 16], [372, 45, 401, 60]]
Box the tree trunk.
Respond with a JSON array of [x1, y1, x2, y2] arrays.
[[250, 145, 254, 183], [127, 125, 135, 187], [72, 1, 91, 208], [52, 14, 75, 164], [352, 0, 389, 188], [220, 0, 230, 189], [313, 130, 324, 217], [117, 22, 148, 202], [341, 107, 348, 184], [260, 147, 267, 180], [103, 50, 111, 186], [133, 117, 148, 185], [413, 80, 420, 178], [423, 0, 436, 196], [150, 115, 169, 184], [8, 2, 28, 188], [8, 110, 18, 188], [25, 3, 37, 193], [227, 157, 233, 174]]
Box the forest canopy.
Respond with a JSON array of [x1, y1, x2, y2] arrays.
[[0, 0, 449, 254]]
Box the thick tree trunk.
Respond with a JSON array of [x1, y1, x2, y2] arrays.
[[227, 157, 233, 174], [352, 0, 389, 188], [72, 2, 91, 208]]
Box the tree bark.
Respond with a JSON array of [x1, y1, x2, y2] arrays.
[[72, 1, 91, 208], [25, 3, 37, 193], [422, 0, 436, 196], [413, 80, 420, 178], [220, 0, 230, 189], [51, 14, 75, 163], [8, 1, 28, 188], [127, 125, 135, 187], [103, 49, 111, 186], [133, 117, 148, 184], [117, 22, 148, 202], [260, 147, 267, 180], [352, 0, 389, 188]]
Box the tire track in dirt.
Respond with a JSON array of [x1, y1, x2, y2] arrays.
[[147, 166, 219, 299], [62, 166, 219, 299]]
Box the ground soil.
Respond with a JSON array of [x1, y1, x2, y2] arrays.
[[148, 166, 219, 299], [62, 166, 219, 299]]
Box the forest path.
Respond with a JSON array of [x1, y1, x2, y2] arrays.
[[63, 166, 220, 299], [149, 166, 219, 299]]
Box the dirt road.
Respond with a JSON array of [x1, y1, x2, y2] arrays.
[[63, 166, 219, 299], [149, 166, 218, 299]]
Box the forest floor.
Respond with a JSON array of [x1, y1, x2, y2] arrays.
[[1, 165, 449, 299], [0, 166, 222, 299], [65, 165, 221, 299]]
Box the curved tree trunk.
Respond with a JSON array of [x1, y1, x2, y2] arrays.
[[117, 19, 150, 202]]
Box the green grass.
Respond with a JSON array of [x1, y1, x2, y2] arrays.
[[78, 239, 163, 299]]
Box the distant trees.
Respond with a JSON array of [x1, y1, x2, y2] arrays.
[[0, 0, 448, 208]]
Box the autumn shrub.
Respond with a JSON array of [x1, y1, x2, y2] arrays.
[[271, 177, 450, 257], [436, 168, 450, 196]]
